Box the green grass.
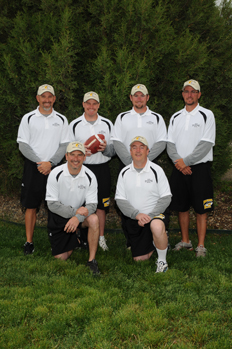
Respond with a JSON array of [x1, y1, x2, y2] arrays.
[[0, 221, 232, 348]]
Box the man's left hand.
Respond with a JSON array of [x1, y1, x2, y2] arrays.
[[76, 206, 89, 217], [97, 139, 107, 152], [37, 161, 52, 175]]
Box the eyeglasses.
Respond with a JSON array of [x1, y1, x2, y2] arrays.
[[182, 90, 199, 94]]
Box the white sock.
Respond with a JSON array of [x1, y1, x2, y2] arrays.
[[156, 247, 168, 263]]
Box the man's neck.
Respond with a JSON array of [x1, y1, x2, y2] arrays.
[[133, 106, 148, 114], [84, 113, 98, 122], [133, 158, 147, 169], [67, 164, 82, 176], [185, 103, 198, 113], [38, 107, 53, 115]]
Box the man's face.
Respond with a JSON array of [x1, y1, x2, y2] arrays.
[[130, 91, 149, 111], [36, 92, 56, 113], [182, 85, 201, 108], [66, 150, 86, 173], [130, 141, 149, 163], [82, 99, 100, 118]]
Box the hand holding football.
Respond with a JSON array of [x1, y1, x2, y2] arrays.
[[85, 134, 105, 154]]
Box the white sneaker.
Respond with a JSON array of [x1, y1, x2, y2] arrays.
[[156, 261, 168, 273], [99, 236, 109, 251], [173, 240, 193, 251], [195, 245, 207, 257]]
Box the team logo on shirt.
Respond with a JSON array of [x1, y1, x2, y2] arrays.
[[203, 199, 213, 209], [192, 123, 200, 128], [146, 121, 154, 125], [99, 130, 106, 135], [78, 185, 86, 190], [52, 123, 60, 127], [145, 179, 153, 183]]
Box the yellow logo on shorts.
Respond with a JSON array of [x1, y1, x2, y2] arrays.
[[203, 199, 213, 209], [103, 197, 110, 207], [153, 214, 165, 220]]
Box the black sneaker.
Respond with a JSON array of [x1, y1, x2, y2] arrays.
[[24, 242, 34, 255], [86, 259, 100, 275], [75, 229, 88, 250]]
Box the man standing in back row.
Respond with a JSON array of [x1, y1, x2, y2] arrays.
[[17, 84, 69, 255], [111, 84, 168, 248], [111, 84, 167, 166], [167, 80, 216, 257], [69, 92, 115, 251]]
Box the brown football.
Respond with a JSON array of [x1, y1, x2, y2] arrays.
[[85, 134, 105, 154]]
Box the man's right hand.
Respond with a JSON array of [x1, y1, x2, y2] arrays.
[[181, 166, 192, 175], [64, 216, 79, 233], [174, 158, 192, 175], [136, 213, 151, 227]]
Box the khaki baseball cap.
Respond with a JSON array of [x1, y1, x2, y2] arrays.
[[37, 84, 55, 96], [130, 136, 149, 147], [66, 142, 85, 155], [83, 91, 100, 103], [131, 84, 148, 95], [182, 80, 200, 92]]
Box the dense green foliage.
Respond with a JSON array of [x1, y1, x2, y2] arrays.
[[0, 0, 232, 193], [0, 221, 232, 348]]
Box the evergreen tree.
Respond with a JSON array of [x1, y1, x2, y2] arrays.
[[0, 0, 232, 193]]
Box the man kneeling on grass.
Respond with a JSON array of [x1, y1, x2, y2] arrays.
[[45, 142, 100, 275], [115, 136, 172, 273]]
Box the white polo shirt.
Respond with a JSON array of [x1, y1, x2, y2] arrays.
[[111, 106, 167, 151], [46, 163, 98, 208], [17, 107, 69, 161], [115, 159, 171, 214], [69, 113, 114, 165], [167, 104, 215, 163]]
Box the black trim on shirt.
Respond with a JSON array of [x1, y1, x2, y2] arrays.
[[172, 112, 181, 126], [28, 113, 35, 124], [122, 167, 130, 177], [150, 166, 158, 183], [102, 119, 111, 132], [199, 111, 207, 123], [73, 120, 82, 135], [56, 114, 65, 124], [85, 171, 92, 186], [151, 112, 160, 124], [56, 170, 63, 182], [120, 112, 130, 121]]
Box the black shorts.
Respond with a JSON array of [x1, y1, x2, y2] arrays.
[[125, 214, 168, 258], [169, 162, 214, 214], [47, 211, 79, 256], [85, 162, 111, 212], [21, 159, 48, 209]]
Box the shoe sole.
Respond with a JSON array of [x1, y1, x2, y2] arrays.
[[156, 267, 168, 273], [173, 247, 193, 251]]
